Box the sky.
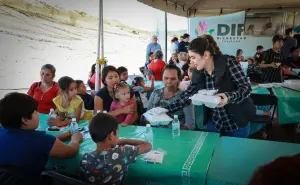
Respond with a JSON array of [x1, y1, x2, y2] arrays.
[[40, 0, 188, 31]]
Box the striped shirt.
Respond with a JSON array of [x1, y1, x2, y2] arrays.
[[261, 49, 283, 83]]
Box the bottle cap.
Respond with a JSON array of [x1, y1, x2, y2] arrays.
[[174, 115, 178, 119], [96, 110, 101, 113], [50, 108, 54, 112], [146, 124, 151, 127], [103, 110, 107, 113], [72, 118, 76, 122]]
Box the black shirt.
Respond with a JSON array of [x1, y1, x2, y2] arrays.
[[178, 41, 189, 53], [261, 49, 283, 83], [285, 56, 300, 68], [79, 93, 94, 110], [254, 52, 264, 63], [182, 63, 189, 77]]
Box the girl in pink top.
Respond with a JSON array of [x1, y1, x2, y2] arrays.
[[110, 82, 136, 126]]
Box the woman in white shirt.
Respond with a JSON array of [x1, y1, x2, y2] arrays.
[[170, 37, 179, 54]]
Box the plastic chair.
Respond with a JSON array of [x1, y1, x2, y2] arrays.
[[40, 170, 87, 185], [0, 166, 31, 185], [250, 94, 278, 138]]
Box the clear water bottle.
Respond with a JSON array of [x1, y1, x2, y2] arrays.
[[48, 109, 56, 128], [70, 118, 79, 134], [144, 124, 153, 146], [172, 115, 180, 137], [49, 109, 56, 119]]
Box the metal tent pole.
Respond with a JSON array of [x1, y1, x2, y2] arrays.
[[164, 12, 168, 63], [95, 0, 104, 90]]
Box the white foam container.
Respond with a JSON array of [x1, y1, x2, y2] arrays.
[[190, 94, 221, 108]]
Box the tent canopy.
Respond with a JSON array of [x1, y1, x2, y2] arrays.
[[137, 0, 300, 17]]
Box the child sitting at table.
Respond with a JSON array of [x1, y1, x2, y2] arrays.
[[49, 76, 85, 127], [132, 76, 154, 111], [76, 80, 94, 110], [80, 113, 151, 185], [0, 93, 82, 184], [247, 58, 263, 83], [110, 82, 137, 126]]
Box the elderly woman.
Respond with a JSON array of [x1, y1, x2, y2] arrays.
[[147, 64, 195, 130], [27, 64, 58, 114], [94, 66, 137, 124], [148, 50, 166, 81]]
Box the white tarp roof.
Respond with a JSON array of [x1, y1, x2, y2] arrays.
[[137, 0, 300, 17]]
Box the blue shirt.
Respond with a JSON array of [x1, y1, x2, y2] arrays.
[[80, 145, 139, 185], [146, 42, 162, 61], [0, 128, 56, 177], [178, 41, 189, 53]]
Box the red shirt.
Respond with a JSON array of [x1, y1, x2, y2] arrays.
[[148, 59, 166, 81], [27, 82, 58, 114]]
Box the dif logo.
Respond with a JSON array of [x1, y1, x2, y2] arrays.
[[217, 24, 244, 36], [216, 24, 246, 43]]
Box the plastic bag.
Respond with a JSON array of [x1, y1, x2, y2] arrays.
[[143, 148, 166, 164]]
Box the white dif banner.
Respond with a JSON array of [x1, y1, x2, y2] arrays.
[[189, 12, 272, 57]]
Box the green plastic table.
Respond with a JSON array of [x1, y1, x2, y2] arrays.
[[272, 87, 300, 124], [40, 114, 220, 185], [206, 137, 300, 185]]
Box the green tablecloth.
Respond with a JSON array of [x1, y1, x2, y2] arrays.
[[207, 137, 300, 185], [251, 86, 269, 95], [40, 114, 220, 185], [272, 87, 300, 124]]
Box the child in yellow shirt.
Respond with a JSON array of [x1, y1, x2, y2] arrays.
[[48, 76, 85, 126]]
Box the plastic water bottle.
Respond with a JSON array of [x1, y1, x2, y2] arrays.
[[48, 109, 56, 128], [49, 109, 56, 119], [172, 115, 180, 137], [70, 118, 79, 134], [144, 124, 153, 146]]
